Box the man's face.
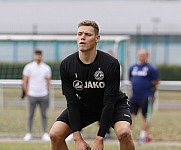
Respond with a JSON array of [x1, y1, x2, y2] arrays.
[[77, 26, 100, 52], [138, 52, 148, 64], [34, 53, 42, 63]]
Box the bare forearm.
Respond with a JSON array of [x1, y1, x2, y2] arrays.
[[95, 135, 104, 142], [152, 80, 159, 86], [92, 135, 104, 150], [73, 131, 90, 150], [73, 131, 83, 141], [47, 78, 51, 93]]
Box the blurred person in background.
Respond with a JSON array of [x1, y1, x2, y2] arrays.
[[50, 20, 135, 150], [22, 50, 52, 141], [129, 49, 159, 144]]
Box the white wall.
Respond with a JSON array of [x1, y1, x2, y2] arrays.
[[0, 0, 181, 34]]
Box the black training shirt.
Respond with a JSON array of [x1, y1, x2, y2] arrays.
[[60, 50, 123, 137]]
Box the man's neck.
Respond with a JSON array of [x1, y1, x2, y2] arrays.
[[137, 61, 148, 65], [35, 60, 41, 65], [79, 50, 97, 64]]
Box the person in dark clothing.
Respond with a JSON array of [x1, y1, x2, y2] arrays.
[[49, 20, 135, 150], [129, 49, 159, 144]]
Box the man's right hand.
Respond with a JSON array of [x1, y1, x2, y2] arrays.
[[75, 139, 90, 150]]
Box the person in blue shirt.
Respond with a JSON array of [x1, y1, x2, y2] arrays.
[[129, 49, 159, 144]]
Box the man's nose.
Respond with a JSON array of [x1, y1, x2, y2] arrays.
[[81, 34, 85, 40], [81, 32, 87, 37]]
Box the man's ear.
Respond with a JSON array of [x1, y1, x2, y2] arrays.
[[96, 35, 100, 43]]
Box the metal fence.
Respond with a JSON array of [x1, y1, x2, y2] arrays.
[[1, 79, 181, 111]]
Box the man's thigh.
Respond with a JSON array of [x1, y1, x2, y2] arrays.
[[39, 95, 49, 112], [56, 109, 71, 127], [141, 98, 149, 118], [114, 121, 131, 135], [28, 96, 37, 113], [56, 108, 98, 130], [112, 100, 132, 127], [130, 98, 140, 115]]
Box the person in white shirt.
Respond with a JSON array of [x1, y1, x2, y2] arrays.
[[23, 50, 52, 141]]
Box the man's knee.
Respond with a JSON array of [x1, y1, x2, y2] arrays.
[[49, 121, 71, 143], [114, 122, 132, 143], [117, 128, 132, 142], [49, 128, 62, 143]]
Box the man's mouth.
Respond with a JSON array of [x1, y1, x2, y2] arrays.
[[79, 42, 85, 45]]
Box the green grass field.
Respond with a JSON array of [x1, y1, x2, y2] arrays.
[[0, 106, 181, 150], [1, 88, 181, 149], [1, 106, 181, 141], [0, 142, 181, 150]]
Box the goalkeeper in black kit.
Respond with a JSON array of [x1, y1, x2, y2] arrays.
[[50, 20, 135, 150]]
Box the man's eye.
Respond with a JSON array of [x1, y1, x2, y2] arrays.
[[85, 33, 91, 36], [77, 33, 82, 36]]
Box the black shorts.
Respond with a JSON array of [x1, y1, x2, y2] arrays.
[[56, 100, 132, 130], [130, 96, 151, 117]]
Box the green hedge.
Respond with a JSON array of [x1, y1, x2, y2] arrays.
[[0, 62, 60, 80], [157, 64, 181, 81], [1, 63, 181, 81]]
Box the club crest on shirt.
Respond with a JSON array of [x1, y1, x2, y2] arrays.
[[94, 68, 104, 81]]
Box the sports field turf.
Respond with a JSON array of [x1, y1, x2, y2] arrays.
[[1, 89, 181, 149], [0, 142, 181, 150], [0, 106, 181, 150]]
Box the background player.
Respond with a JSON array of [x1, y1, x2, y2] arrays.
[[129, 49, 159, 144], [23, 50, 52, 141]]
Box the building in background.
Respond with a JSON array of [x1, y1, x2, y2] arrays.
[[0, 0, 181, 66]]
